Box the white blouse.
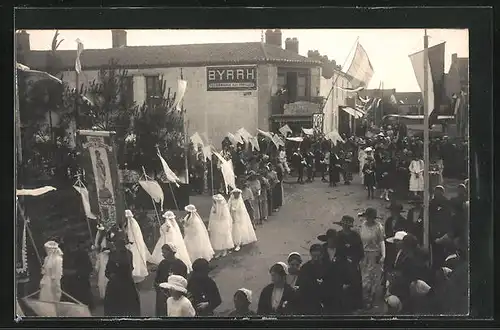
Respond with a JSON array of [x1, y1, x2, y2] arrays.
[[166, 296, 196, 317], [271, 286, 284, 311]]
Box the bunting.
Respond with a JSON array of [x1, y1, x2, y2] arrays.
[[236, 127, 252, 142], [75, 39, 84, 74], [334, 85, 365, 93], [257, 129, 273, 140]]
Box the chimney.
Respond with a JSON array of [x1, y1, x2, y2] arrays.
[[285, 37, 299, 53], [16, 30, 30, 53], [265, 29, 282, 47], [111, 29, 127, 48]]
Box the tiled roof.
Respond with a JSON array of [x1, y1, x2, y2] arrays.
[[24, 42, 321, 71]]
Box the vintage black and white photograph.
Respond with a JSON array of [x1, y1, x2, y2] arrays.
[[15, 26, 470, 318]]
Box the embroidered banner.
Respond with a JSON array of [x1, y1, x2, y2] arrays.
[[78, 130, 125, 230]]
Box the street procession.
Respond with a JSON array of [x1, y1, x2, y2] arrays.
[[15, 28, 469, 318]]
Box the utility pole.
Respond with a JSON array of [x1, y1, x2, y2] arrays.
[[423, 30, 431, 255]]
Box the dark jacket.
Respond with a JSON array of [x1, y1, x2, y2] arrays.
[[228, 309, 257, 317], [407, 207, 424, 245], [296, 260, 326, 315], [154, 258, 188, 316], [187, 274, 222, 316], [336, 230, 364, 312], [257, 283, 296, 316], [320, 244, 347, 314]]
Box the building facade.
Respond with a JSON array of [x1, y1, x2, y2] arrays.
[[19, 29, 322, 147], [445, 53, 469, 138], [320, 71, 354, 134]]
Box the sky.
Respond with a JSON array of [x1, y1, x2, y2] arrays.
[[26, 29, 468, 92]]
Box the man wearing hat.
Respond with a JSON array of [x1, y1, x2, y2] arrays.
[[407, 197, 424, 245], [291, 148, 305, 184], [335, 216, 364, 312]]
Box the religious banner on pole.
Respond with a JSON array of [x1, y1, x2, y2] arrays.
[[77, 130, 125, 230]]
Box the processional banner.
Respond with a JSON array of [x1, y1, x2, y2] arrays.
[[77, 130, 125, 230]]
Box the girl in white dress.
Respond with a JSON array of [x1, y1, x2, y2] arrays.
[[208, 194, 235, 258], [94, 225, 110, 300], [228, 188, 257, 251], [182, 204, 214, 262], [409, 156, 425, 196], [151, 211, 192, 272], [124, 209, 152, 283], [39, 241, 63, 302]]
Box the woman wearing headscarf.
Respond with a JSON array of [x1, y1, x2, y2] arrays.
[[39, 240, 63, 302], [229, 288, 256, 317], [61, 237, 93, 308], [182, 204, 214, 262], [296, 244, 327, 315], [151, 211, 192, 272], [286, 252, 302, 289], [209, 194, 234, 258], [123, 209, 151, 283], [104, 230, 141, 317], [335, 216, 364, 313], [228, 188, 257, 252], [154, 243, 188, 316], [247, 171, 262, 225], [257, 262, 296, 315], [186, 258, 222, 316], [359, 208, 386, 309]]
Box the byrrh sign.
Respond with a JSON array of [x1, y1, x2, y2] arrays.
[[206, 66, 257, 91]]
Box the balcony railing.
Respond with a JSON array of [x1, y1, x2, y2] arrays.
[[271, 95, 324, 115]]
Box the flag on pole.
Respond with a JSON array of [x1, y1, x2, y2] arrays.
[[257, 129, 273, 140], [202, 145, 212, 161], [249, 136, 260, 151], [302, 128, 314, 136], [157, 148, 180, 187], [73, 186, 97, 219], [390, 94, 398, 105], [75, 39, 84, 74], [190, 132, 204, 149], [172, 80, 188, 111], [139, 180, 165, 211], [17, 186, 57, 197], [236, 128, 252, 142], [278, 124, 292, 137], [345, 42, 375, 88]]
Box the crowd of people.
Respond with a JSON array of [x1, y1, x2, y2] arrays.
[[28, 121, 469, 317]]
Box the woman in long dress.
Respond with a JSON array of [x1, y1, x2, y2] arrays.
[[151, 211, 192, 272], [359, 208, 386, 309], [182, 204, 214, 262], [94, 225, 110, 300], [409, 155, 424, 197], [228, 188, 257, 251], [123, 209, 151, 283], [39, 241, 63, 302], [208, 194, 235, 258], [247, 171, 262, 225]]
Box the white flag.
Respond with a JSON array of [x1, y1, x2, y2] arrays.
[[227, 132, 239, 145], [346, 42, 374, 88], [172, 80, 187, 111], [17, 186, 56, 197], [202, 145, 212, 161], [302, 128, 314, 136], [249, 136, 260, 151], [278, 124, 292, 137], [190, 132, 204, 149], [16, 63, 63, 84], [73, 185, 97, 219], [390, 94, 398, 104], [157, 149, 180, 187], [409, 48, 435, 115], [139, 180, 165, 211], [257, 129, 273, 140], [75, 39, 84, 74]]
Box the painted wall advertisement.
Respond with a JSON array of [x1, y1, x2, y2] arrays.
[[206, 66, 257, 91], [78, 130, 125, 230]]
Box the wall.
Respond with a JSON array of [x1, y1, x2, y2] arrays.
[[319, 72, 352, 133], [61, 65, 263, 147]]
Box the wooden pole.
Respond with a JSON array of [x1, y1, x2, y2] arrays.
[[15, 69, 22, 165], [75, 72, 80, 129], [423, 30, 431, 254]]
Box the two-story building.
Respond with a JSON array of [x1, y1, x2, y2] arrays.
[[19, 29, 322, 146]]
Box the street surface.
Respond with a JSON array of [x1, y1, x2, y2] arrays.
[[92, 175, 461, 317]]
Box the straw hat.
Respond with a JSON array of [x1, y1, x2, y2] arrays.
[[162, 211, 175, 220], [125, 209, 134, 218], [386, 231, 408, 243], [159, 275, 188, 293], [185, 204, 197, 213]]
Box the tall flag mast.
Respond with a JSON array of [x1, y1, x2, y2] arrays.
[[423, 30, 430, 255]]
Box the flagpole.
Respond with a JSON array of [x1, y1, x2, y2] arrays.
[[423, 29, 431, 256]]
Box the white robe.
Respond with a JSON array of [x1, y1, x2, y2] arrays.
[[94, 232, 109, 300], [229, 195, 257, 247], [183, 212, 214, 262], [151, 217, 192, 272], [409, 159, 425, 192], [125, 217, 152, 283], [358, 149, 367, 180], [39, 253, 63, 302], [208, 199, 235, 251]]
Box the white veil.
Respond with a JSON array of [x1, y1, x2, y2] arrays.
[[125, 212, 152, 283], [183, 209, 214, 261]]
